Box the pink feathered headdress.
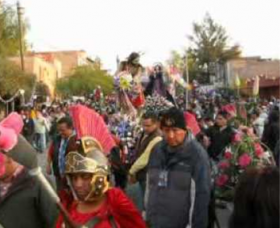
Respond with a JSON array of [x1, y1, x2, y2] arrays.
[[0, 113, 23, 152]]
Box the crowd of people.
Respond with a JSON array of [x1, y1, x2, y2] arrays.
[[0, 54, 279, 228]]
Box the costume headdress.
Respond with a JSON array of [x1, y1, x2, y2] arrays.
[[66, 105, 116, 201]]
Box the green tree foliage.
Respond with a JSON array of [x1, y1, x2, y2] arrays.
[[188, 13, 241, 81], [0, 3, 28, 57], [167, 50, 200, 82], [56, 66, 114, 98], [167, 50, 184, 71], [0, 58, 36, 99]]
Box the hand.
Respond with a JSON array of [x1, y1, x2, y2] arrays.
[[128, 174, 137, 185]]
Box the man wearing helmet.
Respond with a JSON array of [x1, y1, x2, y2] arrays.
[[55, 136, 146, 228]]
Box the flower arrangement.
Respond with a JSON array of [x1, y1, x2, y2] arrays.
[[215, 126, 275, 201], [114, 71, 144, 109], [114, 72, 133, 91], [144, 94, 174, 115]]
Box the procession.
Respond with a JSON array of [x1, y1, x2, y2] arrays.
[[0, 0, 279, 228]]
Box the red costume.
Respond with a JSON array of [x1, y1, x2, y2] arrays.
[[56, 188, 146, 228], [56, 106, 146, 228]]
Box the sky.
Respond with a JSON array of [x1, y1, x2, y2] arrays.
[[4, 0, 280, 72]]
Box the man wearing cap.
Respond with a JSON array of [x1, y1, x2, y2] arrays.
[[146, 107, 211, 228], [0, 113, 58, 228]]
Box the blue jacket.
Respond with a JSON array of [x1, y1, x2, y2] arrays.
[[147, 136, 211, 228]]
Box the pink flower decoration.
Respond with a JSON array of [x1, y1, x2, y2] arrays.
[[218, 161, 230, 170], [238, 153, 252, 168], [232, 133, 242, 143], [0, 152, 6, 177], [224, 150, 232, 160], [216, 174, 229, 187], [254, 143, 264, 158]]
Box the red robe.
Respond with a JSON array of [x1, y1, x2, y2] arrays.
[[56, 188, 146, 228]]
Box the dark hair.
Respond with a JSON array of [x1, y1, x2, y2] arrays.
[[160, 107, 186, 130], [204, 117, 213, 122], [251, 109, 261, 117], [142, 111, 158, 122], [217, 110, 228, 119], [21, 106, 29, 112], [57, 117, 73, 129], [229, 167, 279, 228], [268, 110, 279, 123]]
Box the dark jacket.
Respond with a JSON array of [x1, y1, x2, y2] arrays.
[[22, 118, 35, 141], [52, 134, 77, 177], [134, 130, 161, 181], [0, 168, 58, 228], [206, 125, 235, 160], [147, 136, 211, 228], [262, 122, 280, 152]]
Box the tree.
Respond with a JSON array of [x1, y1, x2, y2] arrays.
[[0, 2, 28, 57], [167, 49, 200, 83], [56, 66, 114, 98], [167, 50, 185, 71], [0, 58, 36, 99], [188, 13, 241, 83]]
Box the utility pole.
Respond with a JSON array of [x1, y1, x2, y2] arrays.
[[17, 1, 24, 71]]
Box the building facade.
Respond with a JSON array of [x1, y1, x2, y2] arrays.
[[226, 57, 280, 98], [9, 56, 60, 98], [33, 50, 93, 77], [9, 50, 95, 99]]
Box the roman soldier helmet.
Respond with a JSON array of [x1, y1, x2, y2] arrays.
[[66, 105, 116, 202], [65, 136, 110, 202]]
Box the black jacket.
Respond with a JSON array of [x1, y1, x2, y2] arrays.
[[0, 168, 58, 228], [52, 134, 77, 177], [206, 125, 235, 160], [22, 118, 35, 137], [262, 122, 280, 152], [147, 136, 211, 228]]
